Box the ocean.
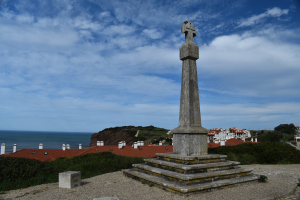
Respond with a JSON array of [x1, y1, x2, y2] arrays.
[[0, 130, 93, 154]]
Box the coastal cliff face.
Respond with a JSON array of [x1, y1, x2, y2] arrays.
[[90, 129, 134, 147], [90, 125, 170, 147]]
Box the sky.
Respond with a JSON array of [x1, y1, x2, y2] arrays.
[[0, 0, 300, 132]]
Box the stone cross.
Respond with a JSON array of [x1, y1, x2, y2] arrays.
[[181, 21, 197, 44], [171, 21, 208, 156]]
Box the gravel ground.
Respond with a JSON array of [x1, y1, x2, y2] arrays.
[[1, 164, 300, 200]]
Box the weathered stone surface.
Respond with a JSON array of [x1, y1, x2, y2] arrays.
[[173, 133, 207, 155], [171, 21, 208, 155], [123, 169, 260, 195], [180, 43, 199, 60], [59, 171, 81, 189], [155, 153, 227, 164], [133, 164, 252, 185], [144, 158, 239, 174]]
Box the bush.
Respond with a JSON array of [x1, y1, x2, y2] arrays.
[[260, 175, 268, 182], [0, 152, 144, 191], [208, 142, 300, 164]]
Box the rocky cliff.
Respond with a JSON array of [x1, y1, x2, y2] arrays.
[[90, 129, 134, 147], [90, 125, 170, 147]]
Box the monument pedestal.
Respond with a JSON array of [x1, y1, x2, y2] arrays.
[[123, 153, 260, 195], [173, 133, 207, 156]]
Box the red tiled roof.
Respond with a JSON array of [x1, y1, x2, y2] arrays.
[[0, 139, 258, 161], [0, 148, 87, 162], [225, 138, 244, 146], [208, 142, 220, 148], [77, 145, 173, 158], [0, 145, 173, 161]]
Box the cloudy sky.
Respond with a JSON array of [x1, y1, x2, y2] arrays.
[[0, 0, 299, 132]]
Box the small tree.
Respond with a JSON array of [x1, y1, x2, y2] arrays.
[[274, 124, 296, 135]]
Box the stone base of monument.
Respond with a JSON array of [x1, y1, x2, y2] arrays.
[[123, 153, 260, 195]]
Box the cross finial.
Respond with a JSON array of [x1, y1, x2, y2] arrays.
[[181, 21, 197, 44]]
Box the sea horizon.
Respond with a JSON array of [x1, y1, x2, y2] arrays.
[[0, 130, 94, 154]]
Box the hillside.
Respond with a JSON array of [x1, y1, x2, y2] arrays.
[[90, 125, 171, 147]]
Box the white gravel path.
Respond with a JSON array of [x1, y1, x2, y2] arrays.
[[1, 164, 300, 200]]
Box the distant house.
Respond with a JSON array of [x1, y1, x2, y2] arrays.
[[295, 126, 300, 147], [208, 127, 252, 143], [296, 126, 300, 133], [0, 136, 258, 162]]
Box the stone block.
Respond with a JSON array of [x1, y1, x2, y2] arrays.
[[59, 171, 81, 189], [173, 133, 208, 156], [180, 43, 199, 60]]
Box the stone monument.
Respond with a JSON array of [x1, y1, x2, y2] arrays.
[[123, 21, 260, 195], [172, 21, 208, 156]]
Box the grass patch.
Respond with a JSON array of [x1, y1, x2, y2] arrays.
[[0, 151, 144, 191]]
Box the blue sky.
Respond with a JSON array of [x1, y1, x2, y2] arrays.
[[0, 0, 300, 132]]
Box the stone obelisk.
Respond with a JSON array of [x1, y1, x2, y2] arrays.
[[123, 22, 260, 194], [171, 21, 208, 156]]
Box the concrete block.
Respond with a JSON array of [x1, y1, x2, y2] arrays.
[[59, 171, 81, 189]]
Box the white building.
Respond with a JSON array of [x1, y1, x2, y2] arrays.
[[208, 127, 251, 143]]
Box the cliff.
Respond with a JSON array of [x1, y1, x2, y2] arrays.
[[90, 125, 170, 147]]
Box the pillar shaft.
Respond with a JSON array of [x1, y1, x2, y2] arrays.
[[171, 21, 208, 156], [179, 59, 201, 127]]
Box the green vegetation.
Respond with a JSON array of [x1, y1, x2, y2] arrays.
[[274, 124, 296, 135], [208, 142, 300, 164], [0, 151, 144, 191], [101, 125, 171, 145], [251, 123, 297, 143], [259, 175, 268, 182]]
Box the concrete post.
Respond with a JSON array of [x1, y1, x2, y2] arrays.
[[13, 144, 17, 153], [159, 141, 162, 145], [255, 138, 257, 142], [134, 142, 138, 149], [66, 144, 70, 149], [220, 140, 225, 146], [39, 143, 43, 149], [118, 142, 123, 149], [97, 141, 100, 146], [101, 141, 104, 146], [141, 141, 144, 146], [251, 138, 253, 142], [62, 144, 66, 150], [171, 21, 208, 156], [1, 143, 5, 155], [79, 144, 82, 149]]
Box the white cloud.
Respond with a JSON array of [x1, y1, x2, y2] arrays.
[[73, 16, 102, 31], [0, 19, 79, 49], [142, 29, 164, 39], [198, 30, 300, 97], [238, 7, 289, 27], [101, 24, 135, 35]]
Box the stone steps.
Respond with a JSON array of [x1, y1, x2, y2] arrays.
[[144, 158, 240, 174], [156, 153, 227, 164], [123, 169, 260, 195], [123, 153, 260, 195], [133, 164, 252, 185]]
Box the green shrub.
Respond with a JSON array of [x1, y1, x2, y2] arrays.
[[0, 151, 144, 191], [260, 175, 268, 182], [208, 142, 300, 164]]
